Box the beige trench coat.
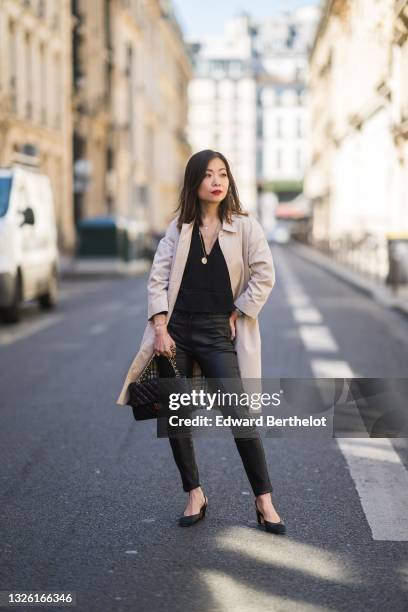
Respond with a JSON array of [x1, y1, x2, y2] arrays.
[[116, 212, 275, 406]]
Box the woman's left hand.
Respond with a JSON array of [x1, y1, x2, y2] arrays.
[[229, 311, 239, 340]]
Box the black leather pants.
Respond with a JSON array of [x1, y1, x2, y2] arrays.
[[156, 310, 273, 496]]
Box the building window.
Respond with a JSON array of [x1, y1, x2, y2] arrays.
[[276, 149, 281, 170], [256, 148, 263, 177], [211, 60, 226, 79], [276, 117, 282, 138], [296, 149, 302, 170], [229, 60, 242, 78], [40, 43, 46, 124], [38, 0, 45, 18], [51, 7, 60, 29], [9, 20, 17, 113], [54, 53, 61, 129], [296, 117, 302, 138], [125, 43, 132, 78], [256, 115, 262, 137], [234, 81, 240, 100], [25, 32, 32, 119]]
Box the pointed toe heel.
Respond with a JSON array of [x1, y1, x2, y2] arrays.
[[178, 495, 208, 527], [255, 500, 286, 535]]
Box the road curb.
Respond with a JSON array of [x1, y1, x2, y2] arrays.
[[289, 241, 408, 319]]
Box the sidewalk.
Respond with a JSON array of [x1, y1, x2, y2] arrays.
[[59, 254, 151, 279], [289, 241, 408, 319]]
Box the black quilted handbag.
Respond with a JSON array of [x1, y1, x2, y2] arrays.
[[126, 345, 184, 420]]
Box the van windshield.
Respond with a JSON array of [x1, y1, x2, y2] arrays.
[[0, 177, 12, 217]]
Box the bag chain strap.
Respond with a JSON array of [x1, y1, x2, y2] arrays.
[[137, 345, 181, 382]]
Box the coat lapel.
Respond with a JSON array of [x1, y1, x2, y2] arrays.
[[167, 222, 194, 316], [218, 217, 242, 299]]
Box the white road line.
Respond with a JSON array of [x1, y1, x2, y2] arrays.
[[298, 325, 339, 352], [337, 437, 408, 541], [293, 307, 323, 324], [280, 249, 408, 541], [311, 360, 356, 377], [287, 294, 311, 307], [0, 314, 64, 347]]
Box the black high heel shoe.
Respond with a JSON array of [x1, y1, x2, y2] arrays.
[[178, 493, 208, 527], [255, 499, 286, 534]]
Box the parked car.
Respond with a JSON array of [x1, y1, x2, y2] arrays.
[[267, 219, 294, 244], [0, 165, 59, 323]]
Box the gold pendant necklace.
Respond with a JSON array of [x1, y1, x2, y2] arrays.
[[198, 221, 220, 265]]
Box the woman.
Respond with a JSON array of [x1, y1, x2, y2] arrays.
[[116, 149, 285, 534]]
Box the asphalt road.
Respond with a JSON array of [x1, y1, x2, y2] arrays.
[[1, 245, 407, 612]]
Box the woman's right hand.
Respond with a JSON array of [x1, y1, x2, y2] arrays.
[[153, 326, 176, 358]]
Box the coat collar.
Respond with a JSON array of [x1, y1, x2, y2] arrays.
[[182, 215, 238, 233]]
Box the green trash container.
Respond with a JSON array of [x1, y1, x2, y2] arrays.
[[76, 216, 120, 258], [75, 215, 147, 261]]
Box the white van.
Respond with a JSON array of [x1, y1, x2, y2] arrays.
[[0, 165, 59, 323]]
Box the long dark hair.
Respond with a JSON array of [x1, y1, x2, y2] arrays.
[[174, 150, 248, 231]]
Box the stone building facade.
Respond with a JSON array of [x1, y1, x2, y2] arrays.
[[305, 0, 408, 280], [73, 0, 191, 235], [0, 0, 74, 250], [0, 0, 191, 253]]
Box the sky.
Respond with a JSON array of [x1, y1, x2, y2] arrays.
[[172, 0, 321, 39]]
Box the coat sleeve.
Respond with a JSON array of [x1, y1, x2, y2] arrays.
[[233, 215, 276, 319], [147, 218, 178, 321]]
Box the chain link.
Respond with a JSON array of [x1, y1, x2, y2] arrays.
[[136, 344, 181, 383]]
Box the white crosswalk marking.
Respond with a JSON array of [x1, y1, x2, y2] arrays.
[[298, 325, 339, 351], [311, 360, 356, 377], [293, 306, 323, 323], [337, 438, 408, 541], [278, 249, 408, 541]]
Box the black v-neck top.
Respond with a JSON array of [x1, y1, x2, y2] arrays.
[[172, 221, 234, 314]]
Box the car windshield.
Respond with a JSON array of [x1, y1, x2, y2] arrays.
[[0, 177, 12, 217]]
